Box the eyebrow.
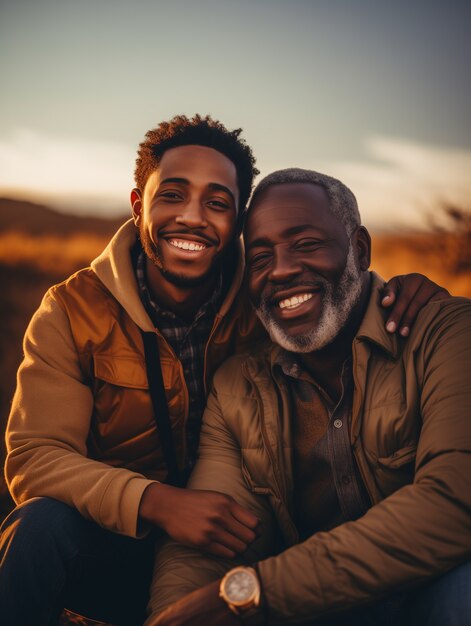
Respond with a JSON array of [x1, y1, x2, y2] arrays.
[[160, 178, 236, 204], [247, 224, 319, 250]]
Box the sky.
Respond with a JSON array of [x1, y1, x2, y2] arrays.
[[0, 0, 470, 230]]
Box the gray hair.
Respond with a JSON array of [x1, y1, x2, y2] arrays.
[[248, 168, 361, 235]]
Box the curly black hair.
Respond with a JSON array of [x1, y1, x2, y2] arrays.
[[134, 114, 259, 214]]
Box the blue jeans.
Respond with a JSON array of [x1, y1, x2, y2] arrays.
[[403, 559, 471, 626], [0, 497, 156, 626], [311, 560, 471, 626]]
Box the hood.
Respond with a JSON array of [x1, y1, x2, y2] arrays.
[[90, 219, 246, 332]]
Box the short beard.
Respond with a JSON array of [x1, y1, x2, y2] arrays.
[[255, 242, 363, 353], [139, 223, 217, 288]]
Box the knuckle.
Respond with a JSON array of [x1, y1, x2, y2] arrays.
[[200, 534, 212, 547], [209, 506, 226, 521], [212, 495, 227, 510], [196, 527, 213, 545]]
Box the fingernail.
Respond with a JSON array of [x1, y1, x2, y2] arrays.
[[386, 321, 396, 333], [400, 326, 410, 337], [382, 296, 392, 305]]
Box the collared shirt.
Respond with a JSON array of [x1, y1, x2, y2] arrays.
[[136, 249, 222, 471], [274, 350, 370, 540]]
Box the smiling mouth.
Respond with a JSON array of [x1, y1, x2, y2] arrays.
[[278, 292, 314, 310], [167, 238, 208, 252]]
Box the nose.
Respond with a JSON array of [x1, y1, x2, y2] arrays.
[[175, 198, 208, 229], [268, 245, 303, 282]]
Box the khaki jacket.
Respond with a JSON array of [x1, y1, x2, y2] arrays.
[[5, 220, 262, 537], [149, 274, 471, 624]]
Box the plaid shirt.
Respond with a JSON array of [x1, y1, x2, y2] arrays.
[[136, 249, 222, 471]]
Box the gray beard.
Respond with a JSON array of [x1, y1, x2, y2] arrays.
[[255, 242, 362, 353]]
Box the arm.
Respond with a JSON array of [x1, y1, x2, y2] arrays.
[[381, 273, 449, 336], [5, 290, 155, 537], [6, 290, 259, 549]]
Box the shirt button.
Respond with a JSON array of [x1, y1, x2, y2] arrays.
[[334, 419, 343, 429]]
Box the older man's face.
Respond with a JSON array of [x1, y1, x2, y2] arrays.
[[245, 183, 364, 352]]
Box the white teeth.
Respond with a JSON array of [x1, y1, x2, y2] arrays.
[[279, 293, 313, 309], [169, 239, 206, 251]]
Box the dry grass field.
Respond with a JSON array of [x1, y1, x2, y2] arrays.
[[0, 199, 470, 519], [369, 232, 471, 297]]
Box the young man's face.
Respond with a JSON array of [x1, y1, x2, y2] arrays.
[[133, 144, 239, 287], [245, 183, 367, 352]]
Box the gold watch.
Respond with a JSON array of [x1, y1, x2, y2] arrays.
[[219, 566, 261, 616]]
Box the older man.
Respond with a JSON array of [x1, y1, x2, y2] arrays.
[[149, 169, 471, 626]]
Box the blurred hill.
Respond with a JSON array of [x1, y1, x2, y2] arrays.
[[0, 197, 127, 236]]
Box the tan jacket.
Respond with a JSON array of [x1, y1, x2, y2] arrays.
[[5, 220, 262, 537], [149, 274, 471, 624]]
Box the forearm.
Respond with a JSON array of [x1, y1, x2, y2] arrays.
[[256, 453, 471, 624], [6, 438, 154, 536]]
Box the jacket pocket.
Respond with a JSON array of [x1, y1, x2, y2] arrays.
[[241, 458, 272, 495], [377, 444, 417, 469], [93, 354, 177, 390], [93, 354, 148, 389], [373, 444, 417, 498]]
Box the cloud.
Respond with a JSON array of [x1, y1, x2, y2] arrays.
[[319, 137, 471, 230], [0, 129, 135, 214]]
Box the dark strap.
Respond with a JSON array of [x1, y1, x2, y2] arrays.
[[140, 330, 183, 487]]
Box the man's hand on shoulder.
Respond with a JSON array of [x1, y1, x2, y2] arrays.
[[381, 273, 450, 337], [139, 482, 260, 558], [150, 580, 239, 626]]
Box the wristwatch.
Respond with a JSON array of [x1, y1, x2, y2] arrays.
[[219, 566, 262, 620]]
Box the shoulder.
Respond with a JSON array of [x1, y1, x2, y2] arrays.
[[49, 267, 122, 325], [36, 268, 127, 354], [24, 269, 102, 336], [412, 296, 471, 337], [50, 267, 113, 306], [405, 296, 471, 361]]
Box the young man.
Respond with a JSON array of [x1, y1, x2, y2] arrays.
[[0, 116, 448, 626], [148, 169, 470, 626]]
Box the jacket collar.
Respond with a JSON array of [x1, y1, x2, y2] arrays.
[[91, 219, 245, 332]]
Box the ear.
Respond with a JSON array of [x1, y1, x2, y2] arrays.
[[130, 188, 142, 225], [353, 226, 371, 271]]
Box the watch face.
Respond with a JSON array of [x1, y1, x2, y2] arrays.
[[225, 570, 257, 603]]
